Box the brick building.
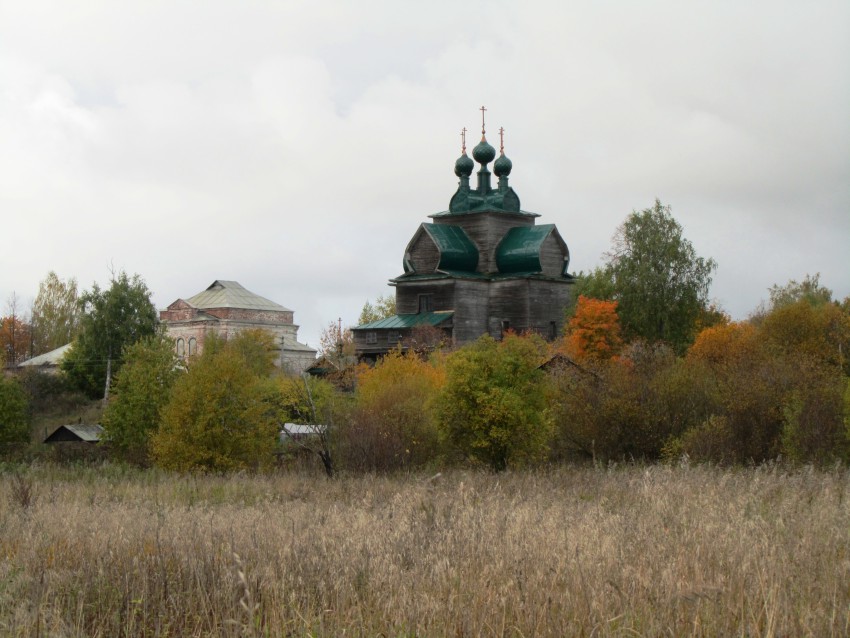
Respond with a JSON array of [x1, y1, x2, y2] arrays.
[[160, 280, 316, 373]]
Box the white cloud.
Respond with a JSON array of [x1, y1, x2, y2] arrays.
[[1, 0, 848, 347]]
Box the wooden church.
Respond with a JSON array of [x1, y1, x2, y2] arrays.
[[353, 111, 574, 359]]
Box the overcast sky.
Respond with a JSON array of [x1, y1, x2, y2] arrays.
[[2, 0, 848, 349]]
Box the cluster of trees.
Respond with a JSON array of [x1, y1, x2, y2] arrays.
[[94, 327, 554, 472], [88, 200, 850, 471], [2, 201, 848, 471], [1, 272, 82, 367], [95, 283, 848, 472], [552, 285, 849, 464], [101, 329, 340, 472], [0, 270, 158, 447]]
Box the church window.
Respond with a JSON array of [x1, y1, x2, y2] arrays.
[[188, 337, 197, 356], [176, 338, 185, 357], [418, 294, 433, 313], [366, 332, 377, 344]]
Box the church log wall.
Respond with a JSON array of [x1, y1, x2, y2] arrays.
[[436, 213, 533, 274]]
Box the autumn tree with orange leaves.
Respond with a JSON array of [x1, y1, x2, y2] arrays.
[[564, 295, 623, 361]]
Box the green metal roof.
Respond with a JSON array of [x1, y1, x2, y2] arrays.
[[424, 225, 478, 272], [431, 208, 539, 219], [354, 311, 454, 331], [391, 269, 571, 283], [186, 280, 291, 312], [496, 224, 556, 274]]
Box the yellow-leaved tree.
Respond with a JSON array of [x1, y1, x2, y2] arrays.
[[151, 332, 279, 472], [436, 333, 551, 471], [343, 349, 445, 471]]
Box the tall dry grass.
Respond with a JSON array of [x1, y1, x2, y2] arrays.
[[0, 463, 848, 636]]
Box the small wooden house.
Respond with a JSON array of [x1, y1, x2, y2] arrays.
[[354, 117, 574, 360]]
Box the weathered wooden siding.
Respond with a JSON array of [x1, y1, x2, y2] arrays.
[[527, 279, 572, 337], [488, 279, 530, 335], [407, 226, 440, 273], [453, 280, 491, 343], [393, 275, 571, 344], [395, 280, 457, 314], [435, 212, 533, 273], [539, 233, 569, 278], [353, 329, 401, 355]]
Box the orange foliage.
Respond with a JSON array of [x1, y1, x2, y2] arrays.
[[1, 316, 32, 366], [687, 322, 759, 366], [563, 296, 623, 361]]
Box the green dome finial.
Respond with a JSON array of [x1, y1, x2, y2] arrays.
[[494, 126, 512, 177], [472, 105, 496, 165], [455, 127, 474, 177]]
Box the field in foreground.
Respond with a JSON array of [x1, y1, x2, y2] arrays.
[[0, 464, 848, 637]]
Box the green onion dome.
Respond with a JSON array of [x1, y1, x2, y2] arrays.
[[455, 151, 474, 177], [472, 136, 496, 166], [493, 151, 512, 177]]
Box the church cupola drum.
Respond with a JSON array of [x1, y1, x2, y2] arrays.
[[353, 108, 574, 360]]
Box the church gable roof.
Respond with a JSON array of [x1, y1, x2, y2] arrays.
[[186, 281, 291, 312], [497, 224, 560, 274], [404, 224, 479, 275], [424, 225, 479, 272], [166, 299, 193, 311]]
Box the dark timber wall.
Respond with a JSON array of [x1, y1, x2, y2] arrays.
[[435, 212, 534, 274], [407, 225, 441, 274], [395, 280, 457, 315], [540, 233, 569, 278]]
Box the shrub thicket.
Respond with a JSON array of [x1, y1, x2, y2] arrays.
[[342, 349, 445, 472]]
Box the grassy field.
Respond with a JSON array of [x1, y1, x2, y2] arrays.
[[0, 463, 848, 637]]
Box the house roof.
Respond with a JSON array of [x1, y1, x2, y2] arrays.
[[186, 281, 291, 312], [353, 311, 454, 331], [18, 343, 72, 368], [45, 424, 104, 442], [282, 340, 318, 353], [281, 423, 327, 437]]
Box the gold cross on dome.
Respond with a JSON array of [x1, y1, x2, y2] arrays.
[[461, 127, 467, 153], [480, 105, 487, 135], [499, 127, 505, 153]]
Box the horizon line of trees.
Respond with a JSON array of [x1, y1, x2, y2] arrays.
[[2, 200, 849, 471]]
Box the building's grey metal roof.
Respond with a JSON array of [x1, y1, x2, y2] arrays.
[[186, 281, 292, 312], [282, 340, 318, 353], [280, 423, 327, 440], [46, 424, 104, 442], [18, 343, 72, 368]]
